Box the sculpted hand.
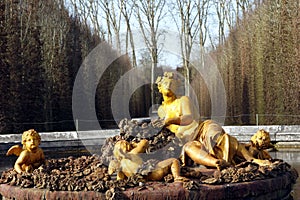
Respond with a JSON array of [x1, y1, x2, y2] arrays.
[[164, 117, 173, 126], [150, 117, 175, 127], [164, 113, 181, 126]]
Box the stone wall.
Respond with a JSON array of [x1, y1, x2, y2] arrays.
[[0, 125, 300, 154], [223, 125, 300, 148]]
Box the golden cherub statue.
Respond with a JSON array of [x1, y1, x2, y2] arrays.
[[244, 129, 273, 160], [156, 72, 271, 170], [108, 139, 188, 182], [6, 129, 45, 173]]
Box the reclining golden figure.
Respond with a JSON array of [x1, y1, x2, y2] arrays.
[[156, 72, 271, 170]]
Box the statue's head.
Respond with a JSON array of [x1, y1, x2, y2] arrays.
[[250, 129, 272, 150], [156, 72, 181, 96], [22, 129, 41, 151], [113, 140, 131, 160]]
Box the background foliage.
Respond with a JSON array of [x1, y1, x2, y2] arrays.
[[0, 0, 299, 134]]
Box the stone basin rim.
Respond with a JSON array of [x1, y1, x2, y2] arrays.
[[0, 168, 297, 200]]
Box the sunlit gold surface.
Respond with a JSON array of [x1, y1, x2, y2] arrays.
[[156, 72, 271, 170], [245, 129, 273, 159], [6, 129, 45, 173], [109, 139, 187, 182]]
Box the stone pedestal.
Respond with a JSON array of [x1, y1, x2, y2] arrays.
[[0, 169, 297, 200]]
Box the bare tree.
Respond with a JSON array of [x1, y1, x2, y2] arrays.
[[224, 1, 236, 30], [119, 0, 137, 67], [214, 0, 226, 46], [69, 0, 105, 40], [99, 0, 123, 52], [70, 0, 89, 29], [170, 0, 201, 95], [134, 0, 166, 106], [235, 0, 253, 25], [197, 0, 209, 48]]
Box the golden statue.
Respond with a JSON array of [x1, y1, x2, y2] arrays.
[[156, 72, 271, 170], [6, 129, 45, 173], [244, 129, 273, 160], [108, 139, 188, 182], [156, 72, 200, 142]]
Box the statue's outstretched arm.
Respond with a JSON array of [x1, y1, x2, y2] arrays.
[[14, 151, 29, 173], [237, 143, 271, 166]]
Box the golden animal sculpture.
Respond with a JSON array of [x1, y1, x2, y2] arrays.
[[6, 129, 45, 173], [156, 72, 271, 170], [108, 139, 188, 182]]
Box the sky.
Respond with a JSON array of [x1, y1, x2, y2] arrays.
[[66, 0, 237, 68]]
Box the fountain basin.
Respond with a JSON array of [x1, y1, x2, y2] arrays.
[[0, 167, 297, 200]]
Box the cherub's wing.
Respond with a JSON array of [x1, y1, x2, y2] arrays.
[[6, 145, 23, 156]]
